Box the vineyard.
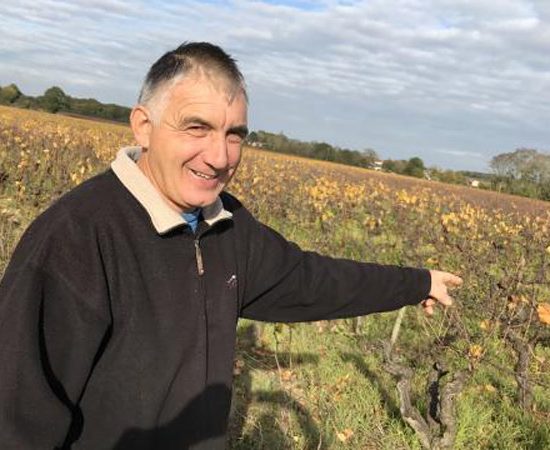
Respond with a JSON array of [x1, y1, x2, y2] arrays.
[[1, 105, 549, 449]]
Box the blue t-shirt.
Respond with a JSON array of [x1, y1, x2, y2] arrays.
[[182, 209, 201, 233]]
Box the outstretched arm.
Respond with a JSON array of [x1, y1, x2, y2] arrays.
[[237, 211, 433, 322]]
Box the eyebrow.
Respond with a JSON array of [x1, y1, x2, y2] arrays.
[[179, 116, 248, 138], [228, 125, 249, 139]]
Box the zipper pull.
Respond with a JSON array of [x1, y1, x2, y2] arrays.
[[194, 239, 205, 276]]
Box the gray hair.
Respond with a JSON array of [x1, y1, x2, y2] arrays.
[[138, 42, 247, 122]]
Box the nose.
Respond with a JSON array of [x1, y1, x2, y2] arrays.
[[204, 134, 229, 171]]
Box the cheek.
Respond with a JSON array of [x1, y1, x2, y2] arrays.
[[228, 146, 242, 167]]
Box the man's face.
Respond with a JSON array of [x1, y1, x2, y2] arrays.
[[135, 74, 248, 212]]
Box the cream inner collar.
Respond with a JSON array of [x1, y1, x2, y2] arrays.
[[111, 146, 232, 234]]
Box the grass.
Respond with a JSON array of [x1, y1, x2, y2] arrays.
[[229, 316, 549, 449]]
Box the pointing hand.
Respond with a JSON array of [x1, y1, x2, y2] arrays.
[[421, 270, 463, 316]]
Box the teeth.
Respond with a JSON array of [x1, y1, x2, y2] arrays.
[[191, 169, 216, 180]]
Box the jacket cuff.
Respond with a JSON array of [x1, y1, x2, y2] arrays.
[[412, 268, 431, 305]]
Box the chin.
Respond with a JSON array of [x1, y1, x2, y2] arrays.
[[183, 193, 219, 209]]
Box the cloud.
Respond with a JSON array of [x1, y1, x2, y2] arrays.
[[437, 149, 486, 158], [1, 0, 549, 171]]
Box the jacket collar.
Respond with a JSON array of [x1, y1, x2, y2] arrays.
[[111, 146, 232, 235]]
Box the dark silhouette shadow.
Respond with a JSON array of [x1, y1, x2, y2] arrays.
[[254, 390, 324, 449], [107, 322, 324, 450], [113, 384, 231, 450], [339, 352, 401, 420], [229, 323, 325, 449]]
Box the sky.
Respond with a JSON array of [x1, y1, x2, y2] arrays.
[[1, 0, 550, 172]]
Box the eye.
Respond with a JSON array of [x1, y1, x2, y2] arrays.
[[227, 134, 244, 145], [185, 124, 209, 137]]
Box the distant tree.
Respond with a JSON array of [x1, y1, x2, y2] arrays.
[[490, 148, 550, 182], [362, 148, 379, 166], [431, 168, 467, 185], [13, 95, 36, 109], [246, 131, 258, 143], [383, 159, 407, 174], [491, 149, 526, 178], [39, 86, 69, 113], [312, 142, 336, 161], [0, 84, 22, 104], [0, 83, 130, 122], [490, 148, 550, 199], [71, 97, 101, 116], [460, 171, 492, 181], [339, 149, 372, 167], [338, 149, 354, 166], [107, 104, 131, 122], [403, 157, 425, 178]]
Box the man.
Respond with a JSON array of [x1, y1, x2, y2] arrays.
[[0, 42, 462, 449]]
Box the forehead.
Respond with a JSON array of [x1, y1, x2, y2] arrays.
[[162, 73, 247, 120]]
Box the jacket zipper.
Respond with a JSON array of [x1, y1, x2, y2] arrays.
[[194, 239, 204, 276], [192, 215, 231, 276], [194, 237, 208, 384]]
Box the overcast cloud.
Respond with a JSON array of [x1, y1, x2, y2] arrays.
[[1, 0, 549, 171]]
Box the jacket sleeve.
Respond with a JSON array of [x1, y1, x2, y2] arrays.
[[0, 213, 112, 449], [238, 211, 431, 323]]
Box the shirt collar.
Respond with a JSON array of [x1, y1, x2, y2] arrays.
[[111, 146, 233, 235]]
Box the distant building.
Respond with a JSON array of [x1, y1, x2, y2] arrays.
[[372, 160, 384, 171], [470, 179, 480, 188]]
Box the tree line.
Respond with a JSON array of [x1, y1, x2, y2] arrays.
[[247, 130, 459, 182], [0, 84, 130, 123], [246, 130, 381, 169]]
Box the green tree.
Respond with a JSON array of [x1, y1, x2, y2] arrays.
[[431, 169, 467, 185], [403, 157, 425, 178], [39, 86, 69, 113], [312, 142, 336, 161], [246, 131, 258, 143], [383, 159, 407, 174], [0, 84, 22, 104]]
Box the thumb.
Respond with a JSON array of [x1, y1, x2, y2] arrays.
[[431, 292, 453, 306]]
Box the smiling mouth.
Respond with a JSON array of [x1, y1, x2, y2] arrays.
[[189, 168, 218, 180]]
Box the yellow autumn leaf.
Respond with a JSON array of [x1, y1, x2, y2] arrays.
[[469, 344, 483, 359], [509, 294, 528, 304], [280, 369, 294, 382], [537, 303, 550, 325], [336, 428, 354, 443], [479, 320, 491, 330]]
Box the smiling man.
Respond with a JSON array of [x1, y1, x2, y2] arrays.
[[0, 42, 462, 450], [132, 57, 249, 213]]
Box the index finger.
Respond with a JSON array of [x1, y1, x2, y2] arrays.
[[444, 273, 463, 287]]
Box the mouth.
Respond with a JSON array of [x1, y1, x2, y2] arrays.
[[189, 168, 218, 180]]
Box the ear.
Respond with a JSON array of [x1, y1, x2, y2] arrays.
[[130, 105, 153, 149]]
